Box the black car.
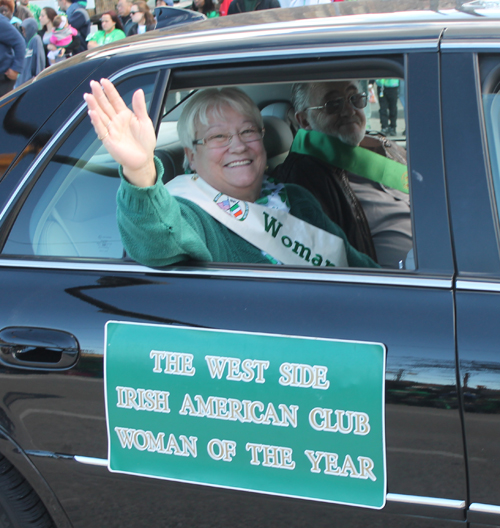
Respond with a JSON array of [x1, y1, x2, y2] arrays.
[[1, 2, 500, 526]]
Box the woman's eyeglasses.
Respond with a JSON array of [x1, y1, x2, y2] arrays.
[[130, 9, 140, 13], [193, 127, 264, 149], [306, 93, 368, 115]]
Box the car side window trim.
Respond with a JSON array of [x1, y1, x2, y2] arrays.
[[0, 258, 453, 288], [1, 54, 449, 275], [91, 42, 438, 65]]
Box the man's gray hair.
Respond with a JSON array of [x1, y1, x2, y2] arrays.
[[291, 83, 313, 113], [178, 87, 263, 170], [291, 80, 362, 113]]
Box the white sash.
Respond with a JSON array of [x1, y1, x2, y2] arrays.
[[167, 175, 348, 268]]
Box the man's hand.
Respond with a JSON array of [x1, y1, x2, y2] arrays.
[[4, 69, 19, 81]]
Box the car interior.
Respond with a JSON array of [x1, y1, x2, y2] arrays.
[[155, 81, 406, 184], [2, 67, 409, 266]]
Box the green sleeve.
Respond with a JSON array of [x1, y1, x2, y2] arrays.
[[286, 184, 380, 269], [110, 29, 126, 41], [88, 30, 103, 43], [321, 215, 379, 269], [116, 157, 213, 267]]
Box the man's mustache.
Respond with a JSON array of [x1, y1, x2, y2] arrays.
[[339, 117, 362, 126]]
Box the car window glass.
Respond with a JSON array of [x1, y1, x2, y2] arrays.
[[156, 78, 411, 271], [0, 92, 53, 182], [0, 73, 90, 181], [483, 90, 500, 215], [2, 73, 157, 259], [3, 73, 412, 271]]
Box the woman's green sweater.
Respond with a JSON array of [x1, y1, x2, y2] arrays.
[[116, 160, 378, 269]]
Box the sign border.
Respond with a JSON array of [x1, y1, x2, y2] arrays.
[[104, 320, 387, 510]]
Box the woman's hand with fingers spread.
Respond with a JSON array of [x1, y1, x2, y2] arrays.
[[84, 79, 157, 187]]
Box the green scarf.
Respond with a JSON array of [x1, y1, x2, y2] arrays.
[[290, 129, 409, 194]]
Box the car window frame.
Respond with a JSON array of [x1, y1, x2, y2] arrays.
[[442, 49, 500, 278], [0, 49, 454, 289]]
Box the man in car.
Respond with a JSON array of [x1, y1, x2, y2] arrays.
[[274, 80, 412, 269], [57, 0, 90, 52]]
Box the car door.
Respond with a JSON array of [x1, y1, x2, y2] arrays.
[[442, 44, 500, 528], [0, 46, 464, 527]]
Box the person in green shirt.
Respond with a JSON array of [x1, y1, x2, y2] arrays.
[[190, 0, 219, 18], [87, 10, 125, 49]]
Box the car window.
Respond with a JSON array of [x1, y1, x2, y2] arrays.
[[480, 55, 500, 230], [483, 90, 500, 216], [2, 73, 157, 259], [0, 65, 103, 182], [157, 77, 411, 270], [2, 68, 412, 271], [0, 91, 53, 182]]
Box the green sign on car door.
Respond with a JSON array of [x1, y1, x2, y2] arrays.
[[105, 322, 386, 509]]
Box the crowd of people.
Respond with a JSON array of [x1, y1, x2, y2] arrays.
[[0, 0, 200, 95], [1, 0, 358, 96]]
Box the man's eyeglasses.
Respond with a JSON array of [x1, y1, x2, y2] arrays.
[[306, 93, 368, 115], [193, 127, 264, 149]]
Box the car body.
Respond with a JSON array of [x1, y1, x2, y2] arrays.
[[2, 2, 500, 526]]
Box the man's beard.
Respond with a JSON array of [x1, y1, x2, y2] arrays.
[[336, 128, 365, 147], [309, 113, 365, 147]]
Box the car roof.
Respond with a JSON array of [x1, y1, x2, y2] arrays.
[[35, 0, 500, 81]]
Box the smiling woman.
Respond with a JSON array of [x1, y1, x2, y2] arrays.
[[84, 80, 378, 269], [178, 87, 267, 202]]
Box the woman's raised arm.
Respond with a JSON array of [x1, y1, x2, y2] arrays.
[[84, 78, 157, 187]]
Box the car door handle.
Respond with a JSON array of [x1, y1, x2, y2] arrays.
[[0, 327, 79, 370]]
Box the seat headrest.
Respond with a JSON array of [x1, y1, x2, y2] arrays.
[[156, 145, 185, 184], [261, 101, 299, 135], [262, 115, 294, 159]]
